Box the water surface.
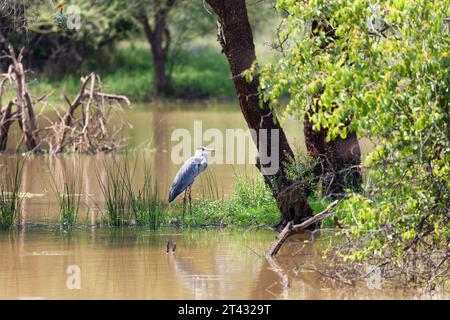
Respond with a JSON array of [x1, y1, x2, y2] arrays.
[[0, 227, 445, 300]]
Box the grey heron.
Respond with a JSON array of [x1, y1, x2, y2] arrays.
[[168, 146, 215, 211]]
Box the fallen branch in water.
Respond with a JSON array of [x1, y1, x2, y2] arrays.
[[266, 200, 339, 257]]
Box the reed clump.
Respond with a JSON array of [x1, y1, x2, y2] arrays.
[[0, 160, 23, 230], [130, 165, 164, 229], [96, 155, 164, 228], [50, 165, 83, 228]]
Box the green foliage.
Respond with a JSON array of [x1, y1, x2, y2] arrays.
[[284, 154, 321, 196], [29, 44, 235, 101], [0, 160, 23, 230], [261, 0, 449, 273], [170, 46, 235, 98], [179, 173, 280, 228], [2, 0, 135, 74]]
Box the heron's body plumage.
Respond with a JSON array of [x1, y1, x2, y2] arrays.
[[168, 151, 208, 203]]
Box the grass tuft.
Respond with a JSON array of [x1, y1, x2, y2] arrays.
[[96, 155, 165, 228], [0, 160, 23, 230], [50, 164, 82, 228], [96, 156, 134, 226], [130, 163, 164, 228], [176, 172, 280, 228]]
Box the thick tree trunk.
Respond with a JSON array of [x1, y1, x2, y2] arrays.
[[206, 0, 313, 230], [304, 19, 362, 195], [304, 113, 362, 195]]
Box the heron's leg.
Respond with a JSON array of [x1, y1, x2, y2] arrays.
[[188, 185, 192, 214], [182, 188, 188, 216]]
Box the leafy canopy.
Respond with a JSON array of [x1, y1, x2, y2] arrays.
[[260, 0, 449, 274]]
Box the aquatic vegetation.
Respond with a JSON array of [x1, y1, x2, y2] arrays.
[[96, 155, 165, 228], [197, 168, 221, 202], [130, 165, 165, 229], [96, 157, 134, 226], [0, 161, 23, 229], [50, 167, 82, 228]]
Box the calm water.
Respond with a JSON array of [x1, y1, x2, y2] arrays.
[[0, 227, 444, 300], [1, 105, 439, 300]]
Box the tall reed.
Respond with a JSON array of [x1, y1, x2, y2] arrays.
[[0, 160, 23, 229], [96, 154, 164, 228], [50, 164, 82, 228], [96, 156, 134, 226], [198, 168, 221, 202], [130, 164, 164, 229]]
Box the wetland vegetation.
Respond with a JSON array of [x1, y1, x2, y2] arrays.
[[0, 0, 448, 299]]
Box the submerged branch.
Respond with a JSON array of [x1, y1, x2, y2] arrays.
[[267, 200, 339, 256]]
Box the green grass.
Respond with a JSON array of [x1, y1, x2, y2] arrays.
[[28, 44, 235, 102], [0, 160, 23, 230], [173, 173, 280, 228]]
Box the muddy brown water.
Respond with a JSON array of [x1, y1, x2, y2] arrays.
[[0, 105, 443, 299], [0, 228, 446, 299]]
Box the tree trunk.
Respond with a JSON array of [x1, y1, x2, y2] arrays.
[[151, 44, 169, 95], [136, 1, 174, 96], [206, 0, 313, 230], [304, 19, 362, 195], [304, 113, 362, 195]]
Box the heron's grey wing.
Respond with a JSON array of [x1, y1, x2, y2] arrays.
[[168, 159, 201, 203]]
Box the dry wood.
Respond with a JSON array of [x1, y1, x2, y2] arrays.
[[7, 45, 40, 152], [85, 91, 131, 106], [0, 45, 130, 155], [266, 200, 339, 256]]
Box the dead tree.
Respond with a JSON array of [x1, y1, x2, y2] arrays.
[[0, 45, 40, 152], [48, 73, 131, 154], [0, 45, 130, 155], [0, 67, 17, 151], [206, 0, 313, 230]]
